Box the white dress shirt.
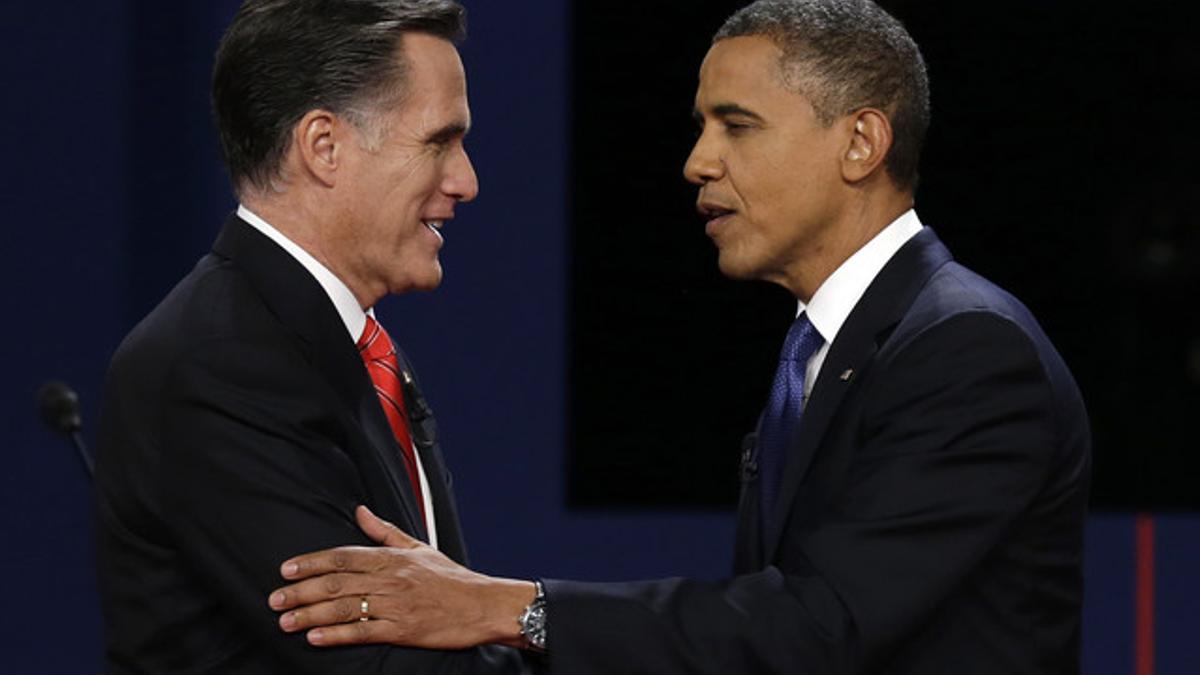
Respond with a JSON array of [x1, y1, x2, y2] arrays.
[[237, 205, 439, 549], [798, 209, 925, 404]]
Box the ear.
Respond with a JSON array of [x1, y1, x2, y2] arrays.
[[292, 109, 343, 188], [841, 108, 892, 184]]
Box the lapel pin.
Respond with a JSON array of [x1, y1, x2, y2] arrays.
[[839, 368, 854, 382]]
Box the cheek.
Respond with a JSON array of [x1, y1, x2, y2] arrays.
[[730, 162, 790, 223], [729, 141, 793, 201], [398, 165, 445, 211], [379, 185, 434, 226], [376, 150, 438, 199]]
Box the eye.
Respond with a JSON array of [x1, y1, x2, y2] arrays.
[[426, 138, 454, 157], [424, 125, 468, 156], [724, 120, 752, 135]]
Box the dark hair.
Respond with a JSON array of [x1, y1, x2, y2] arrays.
[[212, 0, 466, 195], [715, 0, 929, 191]]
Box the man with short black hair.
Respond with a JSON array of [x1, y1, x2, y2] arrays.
[[268, 1, 1091, 673], [95, 1, 531, 672]]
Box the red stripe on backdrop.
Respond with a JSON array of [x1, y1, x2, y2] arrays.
[[1134, 513, 1155, 675]]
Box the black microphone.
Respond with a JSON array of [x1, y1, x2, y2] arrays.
[[36, 381, 94, 478]]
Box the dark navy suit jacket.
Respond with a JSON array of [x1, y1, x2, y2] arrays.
[[544, 228, 1091, 674], [95, 215, 523, 673]]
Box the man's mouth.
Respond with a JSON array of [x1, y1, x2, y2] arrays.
[[423, 220, 444, 242], [698, 202, 737, 235]]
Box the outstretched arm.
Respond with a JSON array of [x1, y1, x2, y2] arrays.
[[269, 313, 1080, 674], [271, 505, 537, 650]]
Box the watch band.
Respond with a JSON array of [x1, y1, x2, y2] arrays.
[[518, 579, 548, 651]]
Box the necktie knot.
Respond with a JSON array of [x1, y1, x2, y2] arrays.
[[358, 315, 395, 363], [780, 313, 823, 364]]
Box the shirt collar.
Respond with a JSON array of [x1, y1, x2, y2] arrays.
[[237, 204, 371, 341], [799, 209, 924, 344]]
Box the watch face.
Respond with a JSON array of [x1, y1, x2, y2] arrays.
[[520, 593, 548, 650]]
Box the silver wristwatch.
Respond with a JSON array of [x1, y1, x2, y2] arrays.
[[518, 580, 548, 651]]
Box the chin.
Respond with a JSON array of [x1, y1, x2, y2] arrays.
[[716, 251, 758, 281], [424, 264, 445, 290], [391, 264, 443, 294], [412, 272, 443, 292]]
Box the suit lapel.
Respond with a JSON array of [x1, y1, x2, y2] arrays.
[[413, 441, 467, 561], [763, 228, 954, 561], [211, 215, 428, 540], [395, 349, 469, 563]]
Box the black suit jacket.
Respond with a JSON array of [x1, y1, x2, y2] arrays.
[[95, 215, 522, 673], [544, 229, 1091, 674]]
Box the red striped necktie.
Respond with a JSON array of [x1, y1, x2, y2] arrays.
[[357, 315, 426, 521]]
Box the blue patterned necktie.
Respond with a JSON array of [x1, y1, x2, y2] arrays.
[[758, 312, 823, 532]]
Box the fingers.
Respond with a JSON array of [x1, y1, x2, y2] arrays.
[[276, 590, 401, 648], [279, 595, 372, 633], [355, 505, 416, 548], [306, 618, 392, 647], [278, 508, 418, 581], [270, 571, 379, 611], [280, 544, 381, 581]]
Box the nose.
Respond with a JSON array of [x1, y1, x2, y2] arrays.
[[445, 144, 479, 203], [683, 129, 724, 185]]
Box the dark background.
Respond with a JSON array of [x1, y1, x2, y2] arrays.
[[0, 1, 1196, 673], [569, 0, 1200, 509]]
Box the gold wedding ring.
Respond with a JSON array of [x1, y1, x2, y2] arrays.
[[359, 597, 370, 622]]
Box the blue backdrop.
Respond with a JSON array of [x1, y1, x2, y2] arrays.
[[0, 2, 1193, 673]]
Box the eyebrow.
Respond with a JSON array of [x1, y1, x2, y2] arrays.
[[425, 121, 470, 145], [692, 103, 766, 124]]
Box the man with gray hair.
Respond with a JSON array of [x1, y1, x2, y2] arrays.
[[95, 1, 533, 672], [268, 1, 1090, 673]]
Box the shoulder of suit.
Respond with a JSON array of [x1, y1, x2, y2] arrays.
[[876, 261, 1054, 361], [113, 254, 304, 378]]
